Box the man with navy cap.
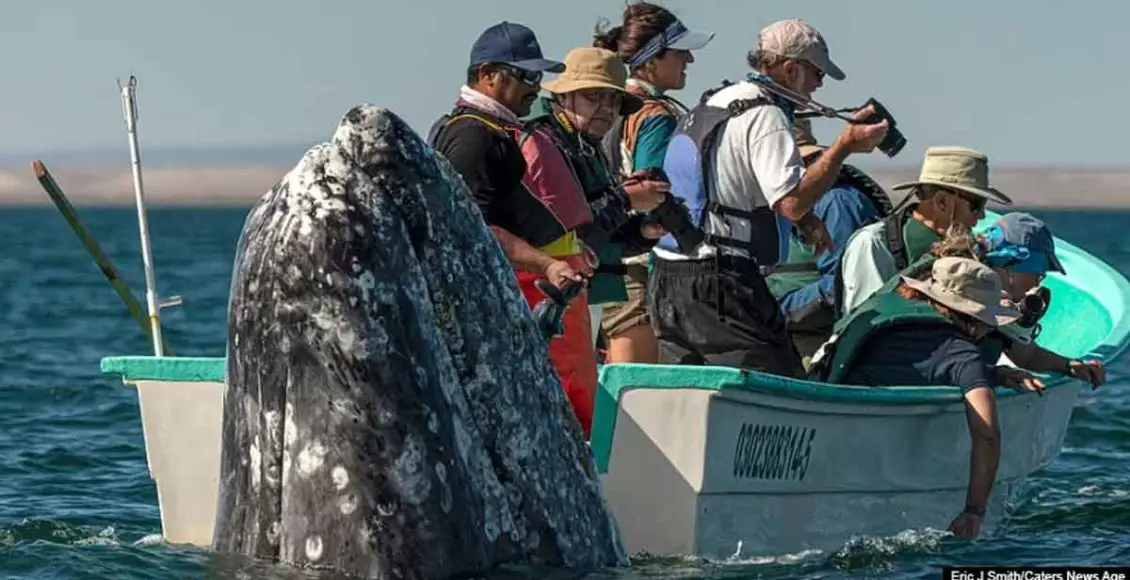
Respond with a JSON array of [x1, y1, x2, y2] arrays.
[[429, 22, 585, 290]]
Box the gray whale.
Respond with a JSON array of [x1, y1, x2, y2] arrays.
[[212, 104, 627, 578]]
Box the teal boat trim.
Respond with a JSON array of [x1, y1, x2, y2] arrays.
[[101, 356, 226, 383]]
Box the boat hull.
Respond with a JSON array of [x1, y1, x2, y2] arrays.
[[595, 368, 1080, 559]]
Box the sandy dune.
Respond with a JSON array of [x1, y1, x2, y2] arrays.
[[0, 162, 1127, 209]]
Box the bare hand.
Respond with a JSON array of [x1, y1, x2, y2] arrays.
[[640, 222, 666, 240], [995, 366, 1046, 396], [948, 512, 982, 539], [797, 212, 834, 256], [836, 104, 890, 154], [1067, 359, 1106, 389], [622, 179, 670, 212], [544, 259, 589, 289]]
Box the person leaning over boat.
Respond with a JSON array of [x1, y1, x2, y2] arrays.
[[649, 18, 889, 377], [590, 2, 714, 364], [515, 46, 669, 436], [835, 146, 1013, 317], [812, 257, 1044, 539], [764, 117, 890, 365], [923, 216, 1107, 388], [427, 22, 587, 291]]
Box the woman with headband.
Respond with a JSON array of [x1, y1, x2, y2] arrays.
[[593, 3, 714, 365]]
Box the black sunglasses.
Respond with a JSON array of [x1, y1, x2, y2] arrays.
[[494, 63, 542, 87]]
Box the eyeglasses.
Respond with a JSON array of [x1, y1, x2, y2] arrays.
[[942, 188, 987, 213], [797, 59, 824, 81], [578, 90, 622, 109]]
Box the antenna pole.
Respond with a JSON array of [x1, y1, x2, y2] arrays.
[[119, 75, 180, 356]]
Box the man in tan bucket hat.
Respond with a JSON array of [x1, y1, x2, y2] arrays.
[[515, 46, 672, 436], [835, 145, 1014, 316]]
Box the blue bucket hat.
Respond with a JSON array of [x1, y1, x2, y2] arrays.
[[469, 22, 565, 73], [626, 19, 715, 71], [982, 212, 1066, 275]]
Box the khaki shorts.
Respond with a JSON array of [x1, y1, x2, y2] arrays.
[[600, 264, 651, 339]]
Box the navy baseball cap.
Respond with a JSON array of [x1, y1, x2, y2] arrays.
[[983, 212, 1066, 275], [469, 22, 565, 73]]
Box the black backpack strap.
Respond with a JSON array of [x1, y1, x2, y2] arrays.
[[698, 96, 776, 261], [837, 164, 894, 219], [884, 207, 911, 272]]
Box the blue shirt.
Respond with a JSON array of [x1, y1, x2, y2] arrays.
[[778, 184, 879, 316], [842, 327, 994, 393]]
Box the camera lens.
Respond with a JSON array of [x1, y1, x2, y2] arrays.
[[879, 128, 907, 158]]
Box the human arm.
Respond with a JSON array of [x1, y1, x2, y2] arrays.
[[950, 386, 1000, 539], [632, 115, 678, 173], [932, 339, 1001, 539], [773, 106, 890, 222], [444, 123, 585, 288], [778, 188, 879, 315], [1004, 340, 1106, 388]]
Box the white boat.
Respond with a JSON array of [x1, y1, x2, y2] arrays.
[[97, 209, 1130, 559]]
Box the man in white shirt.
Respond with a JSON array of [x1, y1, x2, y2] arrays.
[[648, 19, 889, 377]]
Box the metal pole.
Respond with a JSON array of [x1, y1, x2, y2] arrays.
[[119, 75, 167, 356]]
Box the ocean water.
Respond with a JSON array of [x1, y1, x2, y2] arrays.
[[1, 207, 1128, 579]]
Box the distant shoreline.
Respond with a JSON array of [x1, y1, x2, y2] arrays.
[[2, 164, 1128, 209]]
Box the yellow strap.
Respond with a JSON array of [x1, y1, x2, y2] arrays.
[[539, 231, 581, 258], [445, 113, 507, 136]]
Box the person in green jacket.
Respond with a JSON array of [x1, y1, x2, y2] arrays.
[[811, 256, 1042, 540], [520, 46, 671, 346]]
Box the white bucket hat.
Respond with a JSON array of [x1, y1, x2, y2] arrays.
[[902, 256, 1022, 327]]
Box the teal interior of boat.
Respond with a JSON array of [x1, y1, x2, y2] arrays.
[[99, 211, 1130, 474]]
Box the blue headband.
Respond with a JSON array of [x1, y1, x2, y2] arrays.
[[627, 21, 687, 71]]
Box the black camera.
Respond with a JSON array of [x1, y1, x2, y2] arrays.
[[860, 98, 907, 158], [1015, 286, 1052, 341]]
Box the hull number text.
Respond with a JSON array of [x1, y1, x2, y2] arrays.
[[731, 423, 816, 481]]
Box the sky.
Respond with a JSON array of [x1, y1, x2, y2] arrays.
[[0, 0, 1125, 170]]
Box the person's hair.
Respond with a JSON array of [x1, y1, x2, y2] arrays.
[[930, 229, 983, 261], [896, 282, 955, 319], [747, 49, 787, 72], [593, 2, 678, 65]]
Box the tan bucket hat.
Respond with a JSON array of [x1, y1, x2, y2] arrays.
[[902, 256, 1022, 328], [793, 117, 824, 159], [892, 146, 1013, 205], [542, 47, 643, 115]]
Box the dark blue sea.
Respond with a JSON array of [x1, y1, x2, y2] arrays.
[[1, 207, 1128, 579]]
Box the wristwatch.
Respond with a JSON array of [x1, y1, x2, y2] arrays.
[[1064, 359, 1076, 374], [964, 504, 986, 517]]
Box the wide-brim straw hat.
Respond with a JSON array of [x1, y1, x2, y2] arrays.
[[541, 47, 643, 116], [892, 146, 1013, 205], [901, 256, 1022, 328]]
